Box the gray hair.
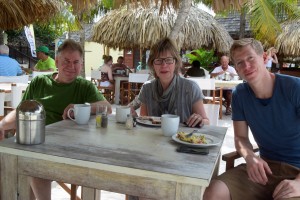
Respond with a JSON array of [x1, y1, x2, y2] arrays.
[[57, 39, 83, 58], [0, 45, 9, 55]]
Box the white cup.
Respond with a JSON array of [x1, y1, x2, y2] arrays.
[[161, 114, 180, 137], [116, 106, 130, 123], [233, 75, 239, 81], [67, 104, 91, 125]]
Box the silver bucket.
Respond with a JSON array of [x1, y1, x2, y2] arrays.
[[16, 100, 45, 145]]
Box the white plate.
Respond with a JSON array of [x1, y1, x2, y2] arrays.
[[136, 117, 161, 127], [172, 133, 221, 148]]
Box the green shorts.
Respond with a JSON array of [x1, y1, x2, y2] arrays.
[[217, 159, 300, 200]]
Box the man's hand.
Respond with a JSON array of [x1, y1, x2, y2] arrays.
[[62, 104, 74, 120], [273, 178, 300, 200], [245, 155, 272, 185]]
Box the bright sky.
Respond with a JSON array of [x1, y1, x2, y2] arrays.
[[198, 2, 216, 16]]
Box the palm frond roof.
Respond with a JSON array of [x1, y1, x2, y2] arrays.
[[91, 5, 233, 53], [276, 20, 300, 57]]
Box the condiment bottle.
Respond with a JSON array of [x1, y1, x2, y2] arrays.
[[96, 105, 102, 128], [125, 114, 133, 129], [101, 113, 108, 128]]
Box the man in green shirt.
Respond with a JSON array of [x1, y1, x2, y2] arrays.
[[34, 45, 57, 71], [0, 39, 112, 200]]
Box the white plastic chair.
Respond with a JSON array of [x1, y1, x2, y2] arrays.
[[203, 104, 220, 126], [90, 69, 102, 86], [0, 75, 29, 84], [32, 71, 53, 78], [0, 90, 5, 119], [120, 73, 149, 105], [128, 73, 149, 83], [10, 84, 23, 108], [188, 78, 223, 119]]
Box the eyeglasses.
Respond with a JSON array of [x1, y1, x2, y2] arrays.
[[153, 57, 175, 65]]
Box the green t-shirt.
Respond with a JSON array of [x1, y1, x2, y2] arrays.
[[35, 57, 56, 71], [22, 73, 105, 125]]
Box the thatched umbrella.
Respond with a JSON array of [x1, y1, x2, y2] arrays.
[[275, 20, 300, 57], [0, 0, 100, 30], [65, 0, 98, 14], [91, 5, 233, 53], [0, 0, 64, 30]]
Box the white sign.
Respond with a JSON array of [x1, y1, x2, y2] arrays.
[[24, 25, 36, 57]]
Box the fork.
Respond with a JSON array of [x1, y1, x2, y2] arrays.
[[185, 129, 198, 138]]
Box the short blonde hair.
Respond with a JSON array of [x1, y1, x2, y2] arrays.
[[230, 38, 264, 63], [147, 38, 182, 78]]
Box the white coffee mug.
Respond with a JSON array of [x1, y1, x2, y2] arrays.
[[233, 75, 239, 81], [161, 114, 180, 137], [67, 104, 91, 125], [116, 106, 130, 123]]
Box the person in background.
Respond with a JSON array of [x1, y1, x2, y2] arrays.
[[112, 56, 130, 74], [0, 39, 112, 200], [138, 38, 209, 127], [0, 44, 23, 76], [34, 45, 56, 72], [204, 38, 300, 200], [265, 47, 278, 72], [184, 60, 205, 78], [210, 55, 237, 115], [282, 62, 289, 68], [99, 55, 114, 88]]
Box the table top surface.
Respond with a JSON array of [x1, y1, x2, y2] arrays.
[[215, 80, 243, 88], [0, 116, 227, 185]]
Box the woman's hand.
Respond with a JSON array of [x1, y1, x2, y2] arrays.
[[186, 113, 204, 127]]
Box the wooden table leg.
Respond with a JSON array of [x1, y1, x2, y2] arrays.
[[0, 153, 18, 200], [18, 175, 31, 199], [81, 187, 100, 200]]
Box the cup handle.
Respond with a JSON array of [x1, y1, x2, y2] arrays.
[[67, 108, 76, 121]]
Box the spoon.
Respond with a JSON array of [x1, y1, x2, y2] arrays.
[[185, 129, 198, 138]]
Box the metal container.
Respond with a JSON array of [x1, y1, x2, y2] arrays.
[[16, 100, 45, 145]]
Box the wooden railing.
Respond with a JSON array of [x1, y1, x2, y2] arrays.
[[8, 45, 38, 69]]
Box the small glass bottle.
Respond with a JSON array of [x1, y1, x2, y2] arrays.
[[96, 105, 102, 128], [125, 114, 133, 129], [101, 113, 108, 128]]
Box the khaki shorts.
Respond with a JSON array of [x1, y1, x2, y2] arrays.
[[217, 159, 300, 200]]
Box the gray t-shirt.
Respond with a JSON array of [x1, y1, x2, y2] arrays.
[[139, 76, 204, 123]]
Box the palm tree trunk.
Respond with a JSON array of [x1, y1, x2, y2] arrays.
[[78, 14, 86, 78], [239, 7, 246, 39], [0, 30, 4, 45], [169, 0, 192, 42]]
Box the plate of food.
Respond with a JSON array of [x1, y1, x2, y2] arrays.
[[136, 116, 161, 127], [172, 131, 221, 148]]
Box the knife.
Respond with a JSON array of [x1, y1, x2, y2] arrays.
[[176, 146, 209, 155]]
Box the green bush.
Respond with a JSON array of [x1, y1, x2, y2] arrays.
[[184, 49, 217, 72]]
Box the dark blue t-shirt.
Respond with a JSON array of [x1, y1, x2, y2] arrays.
[[232, 74, 300, 168]]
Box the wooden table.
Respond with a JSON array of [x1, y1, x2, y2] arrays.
[[114, 76, 129, 104], [0, 116, 227, 200]]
